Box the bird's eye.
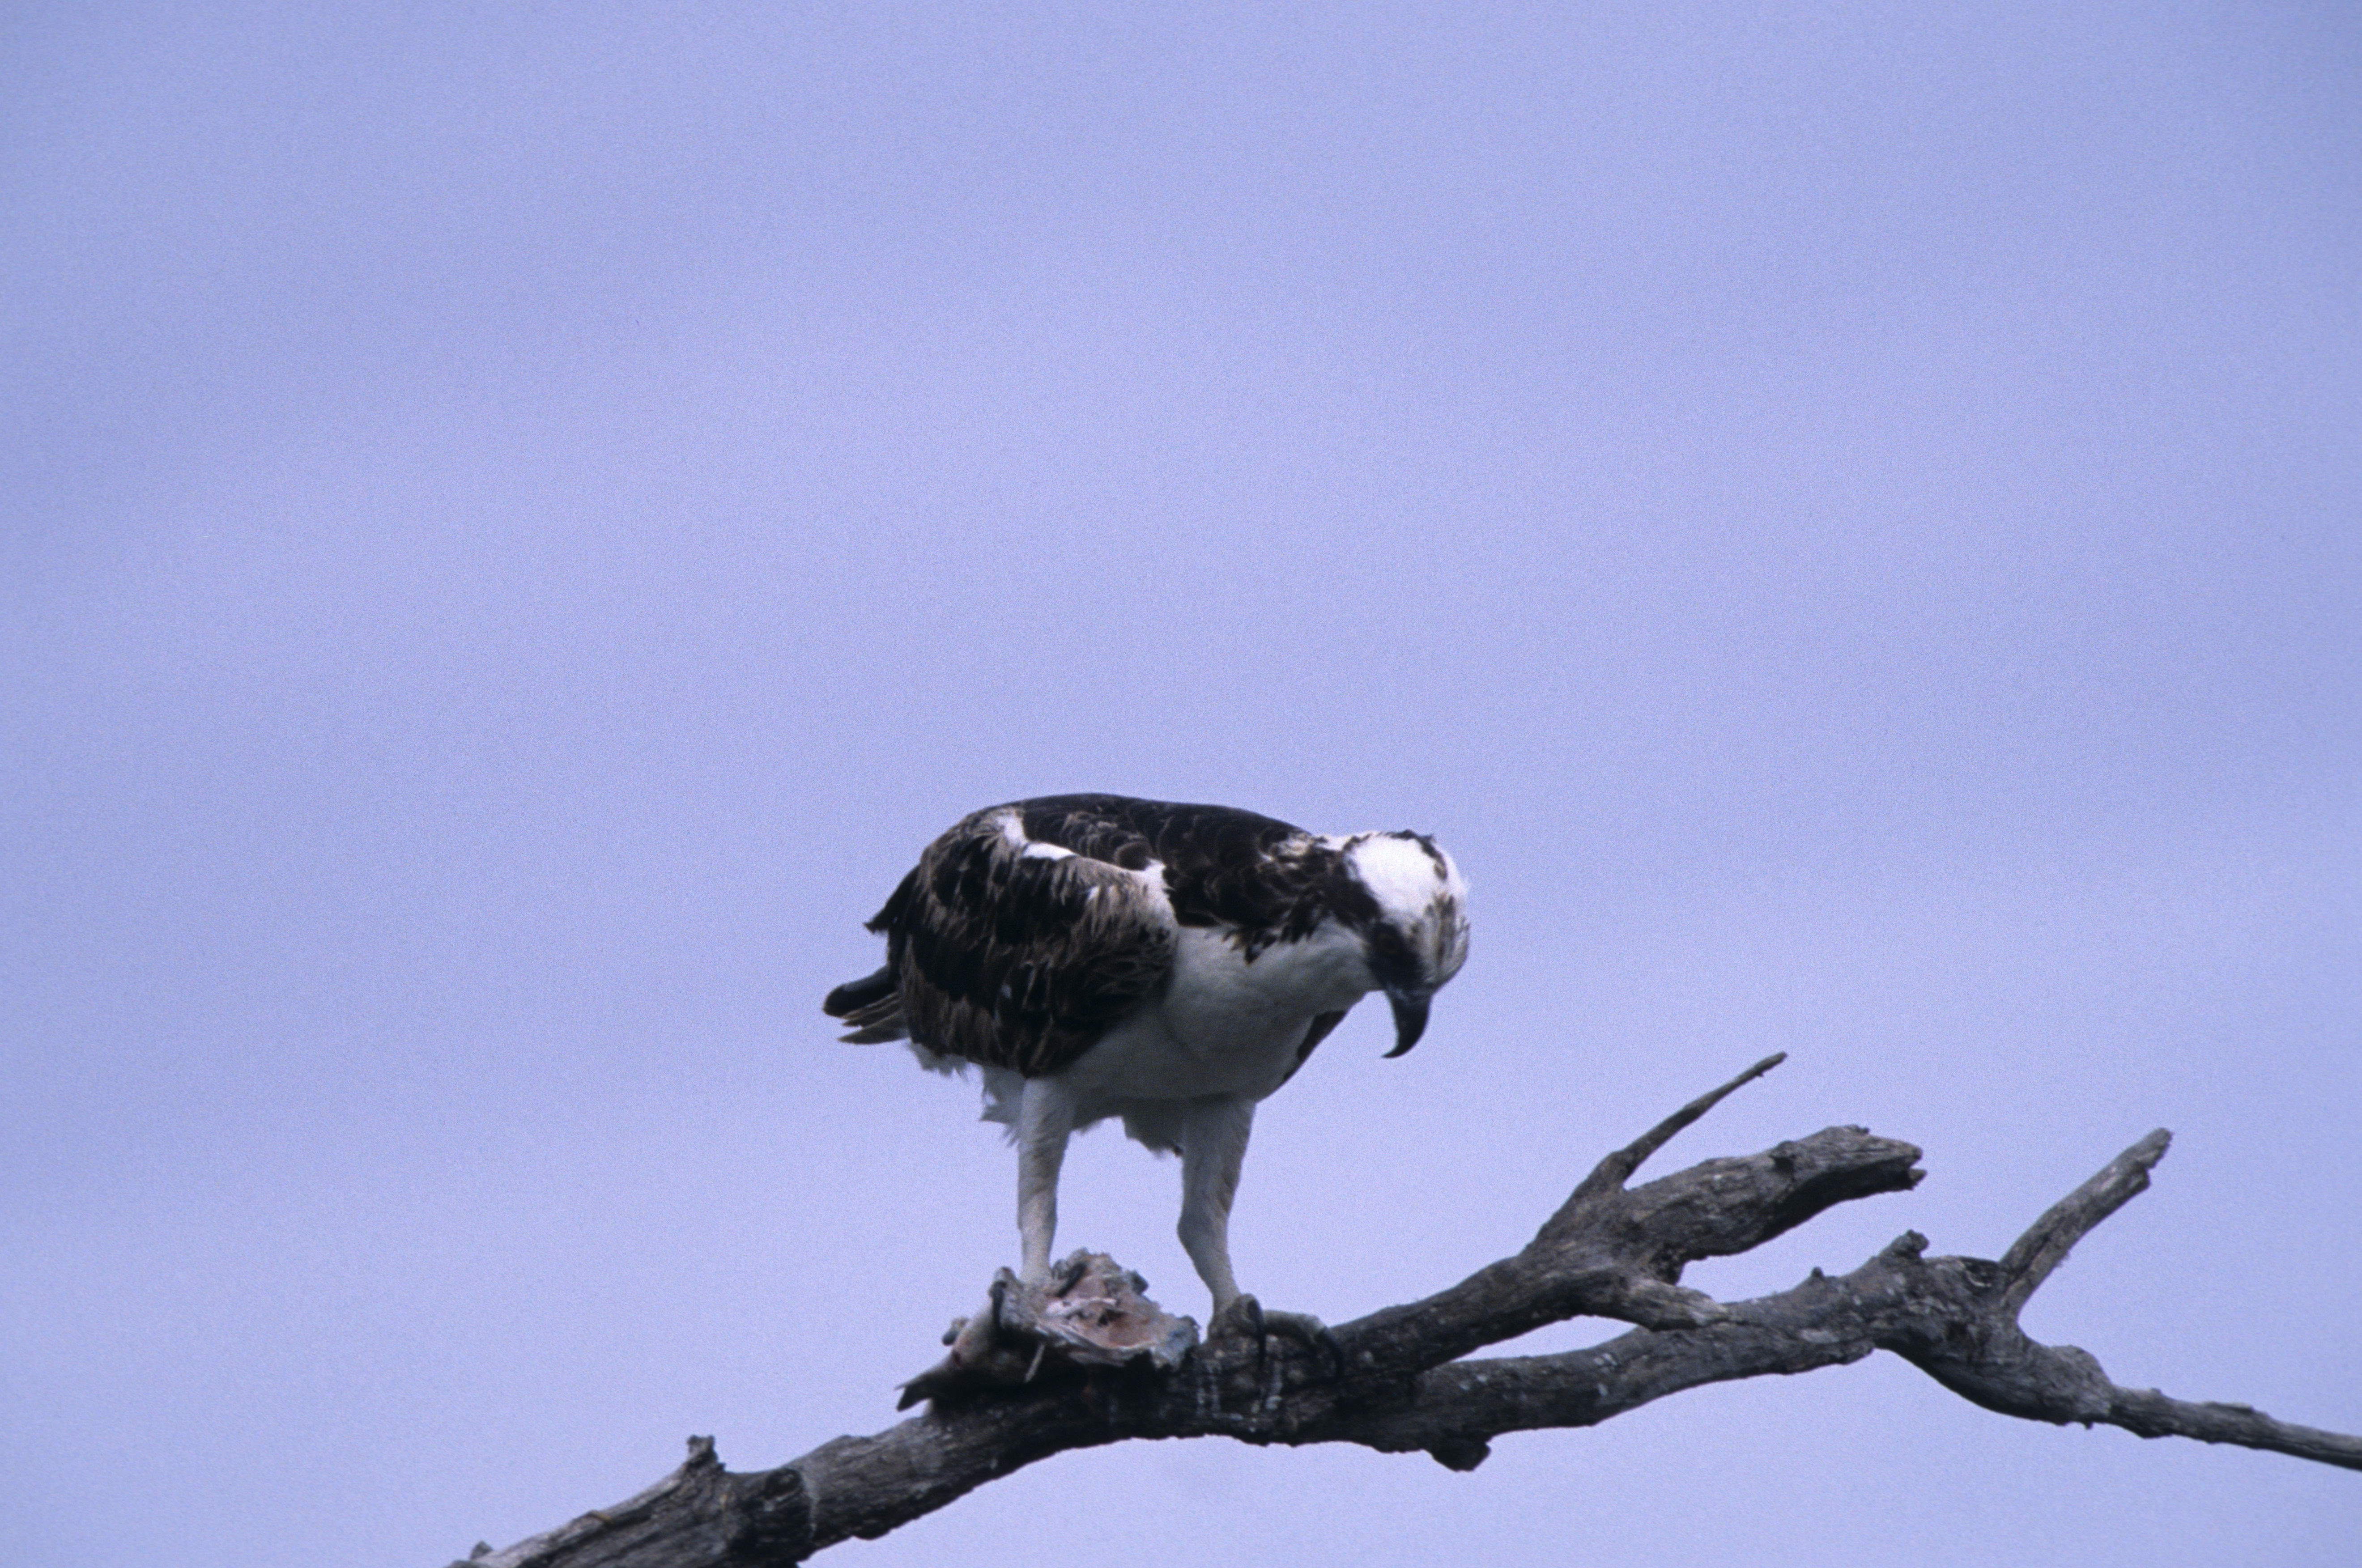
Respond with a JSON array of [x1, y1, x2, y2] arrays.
[[1364, 923, 1421, 990]]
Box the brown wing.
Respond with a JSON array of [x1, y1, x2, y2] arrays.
[[1012, 794, 1345, 955], [860, 805, 1177, 1076]]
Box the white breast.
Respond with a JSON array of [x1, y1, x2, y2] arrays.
[[1051, 921, 1374, 1112]]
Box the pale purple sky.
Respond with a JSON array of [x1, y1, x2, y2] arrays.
[[5, 5, 2358, 1566]]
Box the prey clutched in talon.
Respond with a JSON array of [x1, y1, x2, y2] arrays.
[[898, 1252, 1199, 1408]]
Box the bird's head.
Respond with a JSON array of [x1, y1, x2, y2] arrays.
[[1336, 830, 1470, 1057]]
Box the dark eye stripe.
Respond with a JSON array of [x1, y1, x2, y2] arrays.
[[1363, 922, 1423, 992]]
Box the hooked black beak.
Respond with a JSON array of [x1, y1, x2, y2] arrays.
[[1383, 990, 1430, 1058]]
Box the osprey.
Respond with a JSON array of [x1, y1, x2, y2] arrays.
[[823, 794, 1470, 1329]]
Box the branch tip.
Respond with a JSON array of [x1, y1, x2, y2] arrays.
[[1571, 1051, 1788, 1201], [1996, 1129, 2175, 1317]]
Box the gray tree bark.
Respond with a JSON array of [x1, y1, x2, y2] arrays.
[[448, 1056, 2361, 1567]]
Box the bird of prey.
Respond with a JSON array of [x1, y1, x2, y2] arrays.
[[823, 793, 1469, 1333]]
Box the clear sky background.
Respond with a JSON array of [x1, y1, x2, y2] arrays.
[[5, 5, 2358, 1565]]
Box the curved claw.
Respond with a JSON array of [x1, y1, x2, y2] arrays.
[[1261, 1309, 1344, 1381], [1207, 1294, 1344, 1381]]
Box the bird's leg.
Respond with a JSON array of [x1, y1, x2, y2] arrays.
[[1013, 1079, 1076, 1288], [1180, 1096, 1340, 1377], [1177, 1096, 1254, 1311]]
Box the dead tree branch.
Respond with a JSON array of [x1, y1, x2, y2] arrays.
[[449, 1058, 2359, 1567]]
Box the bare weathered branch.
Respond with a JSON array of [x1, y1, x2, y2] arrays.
[[1996, 1127, 2170, 1316], [1561, 1049, 1788, 1207], [450, 1073, 2358, 1568]]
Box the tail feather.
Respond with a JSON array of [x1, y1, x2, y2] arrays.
[[822, 964, 896, 1018], [823, 963, 907, 1043]]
